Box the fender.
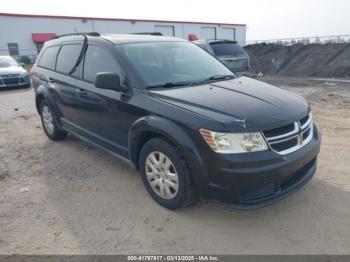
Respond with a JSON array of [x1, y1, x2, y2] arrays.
[[128, 115, 209, 193], [35, 85, 64, 128]]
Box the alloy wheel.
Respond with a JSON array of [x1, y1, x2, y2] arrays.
[[42, 105, 54, 135], [145, 151, 179, 200]]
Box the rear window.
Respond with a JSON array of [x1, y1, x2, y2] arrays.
[[37, 46, 59, 69], [195, 43, 210, 53], [210, 42, 246, 56], [56, 44, 81, 74]]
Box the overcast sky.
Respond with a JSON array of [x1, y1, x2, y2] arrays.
[[2, 0, 350, 41]]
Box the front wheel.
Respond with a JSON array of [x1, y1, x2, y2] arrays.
[[139, 138, 195, 210], [40, 100, 67, 141]]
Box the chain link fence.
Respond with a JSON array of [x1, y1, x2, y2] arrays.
[[246, 34, 350, 46]]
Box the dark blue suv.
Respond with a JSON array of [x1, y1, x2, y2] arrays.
[[32, 33, 321, 210]]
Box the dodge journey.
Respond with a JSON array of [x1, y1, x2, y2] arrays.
[[32, 33, 321, 210]]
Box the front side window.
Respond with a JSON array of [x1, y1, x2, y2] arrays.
[[56, 44, 82, 74], [37, 46, 59, 69], [83, 45, 121, 83], [116, 41, 234, 87]]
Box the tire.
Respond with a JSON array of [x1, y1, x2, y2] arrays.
[[39, 99, 67, 141], [139, 137, 196, 210]]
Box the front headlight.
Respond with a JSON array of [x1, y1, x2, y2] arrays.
[[20, 71, 28, 77], [199, 128, 268, 153]]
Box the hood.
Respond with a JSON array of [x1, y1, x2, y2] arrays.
[[149, 77, 309, 132], [0, 66, 26, 75]]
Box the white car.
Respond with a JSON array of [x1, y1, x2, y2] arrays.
[[0, 56, 30, 88]]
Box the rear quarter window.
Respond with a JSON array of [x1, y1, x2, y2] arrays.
[[37, 46, 59, 69]]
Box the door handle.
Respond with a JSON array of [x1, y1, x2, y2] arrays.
[[46, 76, 54, 83], [76, 88, 87, 95]]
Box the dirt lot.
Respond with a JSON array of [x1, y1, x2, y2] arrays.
[[0, 76, 350, 255]]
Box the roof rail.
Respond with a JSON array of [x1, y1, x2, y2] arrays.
[[55, 32, 100, 38], [131, 32, 163, 36]]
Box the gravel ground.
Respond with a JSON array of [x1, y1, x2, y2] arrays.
[[0, 76, 350, 255]]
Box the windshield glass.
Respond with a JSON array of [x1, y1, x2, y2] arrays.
[[0, 57, 19, 68], [210, 42, 246, 56], [116, 41, 234, 87]]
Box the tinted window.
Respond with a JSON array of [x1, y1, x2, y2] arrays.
[[210, 42, 246, 56], [56, 44, 81, 74], [83, 45, 121, 83], [38, 46, 59, 69], [196, 43, 209, 52]]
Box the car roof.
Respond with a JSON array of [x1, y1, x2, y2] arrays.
[[45, 34, 186, 46]]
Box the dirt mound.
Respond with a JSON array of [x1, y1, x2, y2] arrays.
[[245, 43, 350, 78]]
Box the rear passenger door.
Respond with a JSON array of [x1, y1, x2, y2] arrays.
[[49, 43, 84, 124], [62, 43, 131, 158]]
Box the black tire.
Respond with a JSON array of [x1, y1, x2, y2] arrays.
[[139, 137, 196, 210], [39, 99, 67, 141]]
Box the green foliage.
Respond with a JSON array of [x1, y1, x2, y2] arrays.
[[20, 55, 32, 65]]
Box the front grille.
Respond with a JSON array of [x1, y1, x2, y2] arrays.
[[263, 113, 313, 155], [1, 74, 20, 86], [3, 78, 19, 85], [270, 137, 298, 152], [263, 123, 295, 138], [302, 127, 311, 140], [300, 115, 309, 127]]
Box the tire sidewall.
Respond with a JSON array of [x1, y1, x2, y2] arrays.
[[139, 138, 192, 210]]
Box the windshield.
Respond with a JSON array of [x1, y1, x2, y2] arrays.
[[116, 41, 234, 88], [0, 57, 19, 68], [210, 42, 246, 56]]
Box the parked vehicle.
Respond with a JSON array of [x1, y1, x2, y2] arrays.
[[31, 33, 321, 210], [0, 56, 30, 89], [193, 39, 250, 75]]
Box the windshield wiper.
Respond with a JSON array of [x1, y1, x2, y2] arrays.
[[146, 81, 194, 89], [193, 75, 235, 85], [69, 35, 88, 75], [145, 75, 234, 89]]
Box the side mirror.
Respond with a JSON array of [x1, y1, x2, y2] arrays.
[[95, 72, 129, 92], [20, 63, 25, 67]]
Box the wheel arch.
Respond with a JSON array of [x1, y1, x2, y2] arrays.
[[128, 116, 204, 172], [35, 85, 63, 127]]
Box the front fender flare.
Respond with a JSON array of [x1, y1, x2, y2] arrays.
[[128, 115, 208, 190]]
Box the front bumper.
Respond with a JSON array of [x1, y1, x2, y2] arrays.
[[0, 75, 30, 88], [193, 125, 321, 209]]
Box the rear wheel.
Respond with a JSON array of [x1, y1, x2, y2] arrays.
[[40, 100, 67, 141], [139, 138, 195, 209]]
